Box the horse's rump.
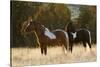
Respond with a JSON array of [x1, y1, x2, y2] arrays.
[[75, 29, 91, 44], [52, 29, 69, 49]]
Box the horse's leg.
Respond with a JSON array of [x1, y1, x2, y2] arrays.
[[61, 42, 66, 54], [63, 42, 67, 51], [87, 41, 92, 52], [71, 43, 73, 53], [88, 42, 91, 49], [44, 45, 47, 55], [69, 42, 73, 53], [83, 41, 86, 51], [61, 39, 68, 54], [40, 45, 43, 55], [69, 37, 73, 53], [68, 33, 73, 53]]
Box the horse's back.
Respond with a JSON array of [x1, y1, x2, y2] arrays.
[[52, 29, 69, 40], [76, 29, 91, 42]]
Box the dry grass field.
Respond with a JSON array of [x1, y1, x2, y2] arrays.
[[11, 44, 96, 67]]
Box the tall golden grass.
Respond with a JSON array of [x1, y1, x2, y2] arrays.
[[11, 44, 96, 67]]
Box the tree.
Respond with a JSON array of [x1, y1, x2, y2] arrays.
[[34, 3, 71, 30], [11, 1, 42, 47], [11, 1, 71, 47], [79, 6, 96, 43]]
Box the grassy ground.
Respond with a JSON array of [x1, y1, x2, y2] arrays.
[[11, 44, 96, 67]]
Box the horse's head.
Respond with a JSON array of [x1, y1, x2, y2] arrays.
[[25, 21, 45, 34], [66, 21, 76, 33], [20, 16, 33, 34]]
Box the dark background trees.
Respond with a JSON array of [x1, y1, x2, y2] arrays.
[[78, 6, 96, 43], [11, 1, 96, 48]]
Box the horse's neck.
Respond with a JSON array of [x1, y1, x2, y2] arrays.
[[34, 29, 45, 39]]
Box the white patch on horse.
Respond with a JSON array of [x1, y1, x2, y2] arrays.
[[44, 28, 56, 39], [71, 32, 77, 39]]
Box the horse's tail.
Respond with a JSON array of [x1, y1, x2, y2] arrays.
[[88, 30, 91, 44], [63, 30, 69, 50]]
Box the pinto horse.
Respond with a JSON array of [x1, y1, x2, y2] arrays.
[[22, 21, 69, 55], [65, 21, 92, 53]]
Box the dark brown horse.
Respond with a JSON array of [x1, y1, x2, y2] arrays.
[[65, 21, 92, 53], [22, 21, 69, 55]]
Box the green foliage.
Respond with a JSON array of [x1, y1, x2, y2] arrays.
[[79, 6, 91, 25], [79, 6, 96, 43], [11, 1, 71, 47], [34, 3, 71, 30], [11, 1, 42, 47], [11, 1, 96, 48]]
